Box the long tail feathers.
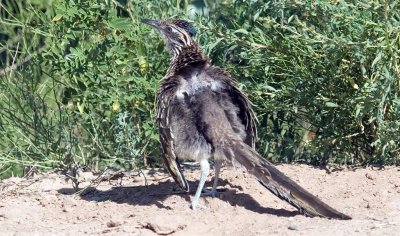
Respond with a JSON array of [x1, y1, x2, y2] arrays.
[[226, 140, 351, 220]]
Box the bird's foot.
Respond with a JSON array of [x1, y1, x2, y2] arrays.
[[190, 199, 206, 210], [201, 188, 225, 197]]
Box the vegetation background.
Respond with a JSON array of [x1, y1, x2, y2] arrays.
[[0, 0, 399, 179]]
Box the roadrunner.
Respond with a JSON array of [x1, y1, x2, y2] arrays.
[[141, 19, 351, 220]]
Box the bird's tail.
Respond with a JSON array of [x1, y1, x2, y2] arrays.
[[224, 139, 351, 220]]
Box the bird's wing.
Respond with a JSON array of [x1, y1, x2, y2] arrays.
[[206, 66, 257, 147], [156, 78, 190, 192], [230, 84, 257, 147]]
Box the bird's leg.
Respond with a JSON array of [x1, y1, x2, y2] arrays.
[[211, 159, 222, 193], [191, 159, 210, 210], [202, 159, 222, 197]]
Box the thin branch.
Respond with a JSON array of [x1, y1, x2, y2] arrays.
[[0, 35, 23, 54], [8, 42, 19, 78], [0, 45, 47, 76]]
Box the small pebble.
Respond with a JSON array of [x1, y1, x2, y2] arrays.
[[106, 220, 120, 228]]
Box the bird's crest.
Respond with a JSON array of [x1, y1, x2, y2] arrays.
[[169, 19, 197, 37], [141, 19, 198, 57]]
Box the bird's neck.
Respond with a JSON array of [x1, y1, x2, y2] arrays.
[[166, 44, 208, 76]]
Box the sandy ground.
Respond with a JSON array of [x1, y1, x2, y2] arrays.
[[0, 164, 399, 236]]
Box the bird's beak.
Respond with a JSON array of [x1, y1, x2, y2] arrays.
[[141, 19, 160, 29]]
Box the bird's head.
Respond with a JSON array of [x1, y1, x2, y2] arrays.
[[141, 19, 197, 56]]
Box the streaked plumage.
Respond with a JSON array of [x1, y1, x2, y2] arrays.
[[141, 19, 351, 220]]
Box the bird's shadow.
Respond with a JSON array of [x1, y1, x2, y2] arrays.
[[58, 177, 299, 218]]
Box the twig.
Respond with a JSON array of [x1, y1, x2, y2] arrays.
[[0, 45, 47, 76], [0, 35, 22, 54], [139, 168, 148, 190], [74, 168, 143, 196], [8, 42, 19, 78]]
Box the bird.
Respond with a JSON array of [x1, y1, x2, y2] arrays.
[[141, 18, 351, 220]]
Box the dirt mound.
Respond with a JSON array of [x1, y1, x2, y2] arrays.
[[1, 164, 399, 235]]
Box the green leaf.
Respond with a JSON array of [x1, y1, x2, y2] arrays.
[[262, 84, 277, 92], [52, 14, 63, 22], [371, 51, 382, 68], [234, 29, 249, 35], [208, 38, 223, 52], [288, 15, 296, 23], [355, 105, 361, 118], [108, 18, 132, 30], [326, 102, 340, 108]]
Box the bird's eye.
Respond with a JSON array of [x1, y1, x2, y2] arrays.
[[167, 26, 179, 35]]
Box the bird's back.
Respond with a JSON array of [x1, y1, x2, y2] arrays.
[[158, 64, 255, 162]]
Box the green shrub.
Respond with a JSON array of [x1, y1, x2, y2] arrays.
[[0, 0, 399, 178]]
